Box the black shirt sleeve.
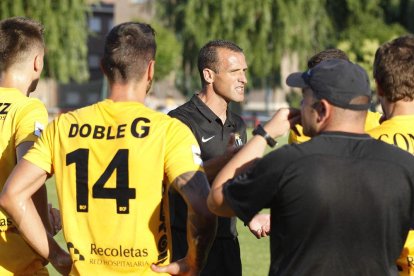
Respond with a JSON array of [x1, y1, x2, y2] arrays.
[[222, 147, 291, 224]]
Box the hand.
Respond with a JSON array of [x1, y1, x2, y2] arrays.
[[49, 249, 72, 275], [264, 108, 301, 139], [151, 257, 199, 276], [224, 133, 242, 158], [247, 213, 270, 239], [48, 204, 61, 236], [18, 258, 48, 275]]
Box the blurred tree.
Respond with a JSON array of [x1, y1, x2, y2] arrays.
[[157, 0, 409, 99], [158, 0, 334, 95], [0, 0, 90, 83], [381, 0, 414, 32], [329, 0, 406, 88], [151, 22, 182, 81]]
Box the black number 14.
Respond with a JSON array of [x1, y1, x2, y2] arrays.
[[66, 148, 136, 214]]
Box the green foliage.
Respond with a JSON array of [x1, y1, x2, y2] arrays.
[[381, 0, 414, 33], [333, 0, 407, 88], [0, 0, 90, 83], [152, 22, 182, 81], [127, 16, 183, 82], [158, 0, 412, 95], [157, 0, 337, 94]]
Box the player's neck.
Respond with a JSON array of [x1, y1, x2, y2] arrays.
[[109, 82, 146, 103], [0, 70, 31, 96], [198, 88, 228, 123], [384, 100, 414, 118]]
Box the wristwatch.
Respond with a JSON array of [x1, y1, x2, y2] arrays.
[[252, 124, 278, 148]]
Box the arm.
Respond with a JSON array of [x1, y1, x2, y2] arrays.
[[207, 108, 300, 217], [152, 171, 217, 275], [0, 160, 72, 275], [17, 141, 59, 236]]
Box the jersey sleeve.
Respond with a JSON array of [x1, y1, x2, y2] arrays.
[[23, 118, 56, 174], [14, 98, 48, 146], [222, 147, 292, 224], [168, 109, 195, 133], [164, 119, 204, 184]]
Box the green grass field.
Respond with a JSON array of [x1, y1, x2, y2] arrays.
[[45, 133, 288, 275]]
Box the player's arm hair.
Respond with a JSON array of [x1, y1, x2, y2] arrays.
[[16, 141, 53, 235], [171, 171, 217, 271]]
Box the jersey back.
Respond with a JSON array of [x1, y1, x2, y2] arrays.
[[368, 115, 414, 275], [24, 100, 203, 275]]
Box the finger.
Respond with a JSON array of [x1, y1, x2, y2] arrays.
[[151, 262, 180, 275], [251, 228, 262, 239], [20, 259, 46, 275], [288, 109, 302, 127], [292, 125, 300, 136], [227, 133, 235, 147], [50, 207, 62, 235]]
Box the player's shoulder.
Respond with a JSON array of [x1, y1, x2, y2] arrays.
[[168, 100, 194, 117], [10, 96, 47, 124], [366, 119, 395, 139], [12, 96, 46, 112], [168, 100, 195, 125]]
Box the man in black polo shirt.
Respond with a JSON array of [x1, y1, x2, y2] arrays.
[[169, 40, 269, 275], [208, 59, 414, 275]]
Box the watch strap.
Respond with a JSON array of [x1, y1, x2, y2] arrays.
[[252, 124, 277, 147]]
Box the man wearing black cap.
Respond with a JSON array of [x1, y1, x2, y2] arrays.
[[208, 59, 414, 275]]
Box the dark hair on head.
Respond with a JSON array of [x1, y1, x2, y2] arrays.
[[373, 35, 414, 102], [307, 48, 349, 69], [101, 22, 156, 83], [0, 17, 44, 72], [197, 40, 243, 86]]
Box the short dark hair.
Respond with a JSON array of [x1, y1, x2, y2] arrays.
[[101, 22, 156, 83], [373, 35, 414, 102], [197, 40, 243, 86], [0, 17, 44, 72], [307, 49, 349, 69]]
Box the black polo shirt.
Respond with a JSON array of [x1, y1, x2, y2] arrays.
[[168, 94, 247, 238], [224, 132, 414, 275]]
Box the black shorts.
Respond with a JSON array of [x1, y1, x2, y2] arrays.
[[171, 229, 242, 276]]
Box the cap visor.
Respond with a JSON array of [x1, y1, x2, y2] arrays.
[[286, 72, 308, 88]]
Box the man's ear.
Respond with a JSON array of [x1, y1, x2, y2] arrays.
[[316, 99, 331, 123], [34, 54, 44, 73], [148, 60, 155, 81], [203, 68, 215, 84]]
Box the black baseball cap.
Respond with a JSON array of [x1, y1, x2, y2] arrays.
[[286, 59, 371, 110]]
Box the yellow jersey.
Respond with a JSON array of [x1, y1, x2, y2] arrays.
[[24, 99, 203, 275], [289, 111, 382, 144], [0, 87, 48, 275], [368, 115, 414, 275]]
